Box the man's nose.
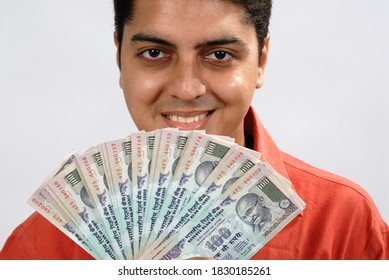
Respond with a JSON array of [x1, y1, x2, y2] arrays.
[[165, 58, 206, 101]]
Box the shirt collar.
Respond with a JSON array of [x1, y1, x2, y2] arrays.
[[244, 106, 294, 192]]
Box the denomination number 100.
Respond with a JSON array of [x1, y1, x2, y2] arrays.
[[205, 227, 232, 252]]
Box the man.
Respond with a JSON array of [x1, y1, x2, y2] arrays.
[[1, 0, 388, 259]]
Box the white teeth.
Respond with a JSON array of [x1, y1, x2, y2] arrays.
[[167, 113, 207, 124]]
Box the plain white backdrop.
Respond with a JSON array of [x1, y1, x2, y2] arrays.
[[0, 0, 388, 249]]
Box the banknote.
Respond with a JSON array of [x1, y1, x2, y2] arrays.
[[130, 131, 155, 257], [121, 136, 135, 258], [27, 152, 100, 258], [143, 129, 183, 247], [141, 129, 164, 250], [28, 187, 100, 259], [75, 148, 125, 259], [42, 162, 120, 259], [144, 130, 190, 250], [149, 131, 235, 242], [143, 144, 261, 255], [100, 138, 134, 259], [143, 162, 305, 260]]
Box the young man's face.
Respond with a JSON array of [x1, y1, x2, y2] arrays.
[[115, 0, 268, 146]]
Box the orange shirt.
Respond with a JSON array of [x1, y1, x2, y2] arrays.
[[1, 107, 388, 259]]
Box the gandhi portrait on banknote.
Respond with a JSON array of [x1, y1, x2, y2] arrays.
[[236, 193, 272, 233]]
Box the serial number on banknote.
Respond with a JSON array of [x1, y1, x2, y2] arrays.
[[211, 266, 271, 276]]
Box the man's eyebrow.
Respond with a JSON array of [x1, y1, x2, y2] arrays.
[[131, 34, 246, 49], [131, 33, 175, 48], [195, 36, 246, 49]]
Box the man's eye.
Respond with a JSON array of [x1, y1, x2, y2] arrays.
[[141, 49, 166, 59], [206, 51, 232, 61]]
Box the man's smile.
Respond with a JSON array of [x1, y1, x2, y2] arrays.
[[161, 111, 214, 130], [165, 112, 209, 124]]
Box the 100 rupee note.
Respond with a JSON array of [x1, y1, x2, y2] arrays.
[[143, 144, 261, 255], [149, 131, 234, 244], [143, 163, 305, 260]]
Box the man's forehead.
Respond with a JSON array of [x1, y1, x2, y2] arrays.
[[131, 0, 244, 14], [125, 0, 255, 47], [129, 0, 247, 28]]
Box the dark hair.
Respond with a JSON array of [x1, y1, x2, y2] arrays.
[[113, 0, 272, 53]]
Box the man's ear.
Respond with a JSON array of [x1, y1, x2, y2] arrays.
[[114, 32, 123, 89], [256, 34, 270, 89], [114, 32, 121, 69]]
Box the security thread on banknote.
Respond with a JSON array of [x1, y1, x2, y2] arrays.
[[27, 128, 306, 260]]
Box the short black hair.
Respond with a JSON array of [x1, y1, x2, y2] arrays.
[[113, 0, 272, 54]]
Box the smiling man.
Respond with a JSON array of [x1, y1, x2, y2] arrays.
[[115, 0, 267, 147], [1, 0, 388, 260]]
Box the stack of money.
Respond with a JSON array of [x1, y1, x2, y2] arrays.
[[28, 128, 306, 260]]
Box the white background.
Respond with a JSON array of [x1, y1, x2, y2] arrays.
[[0, 0, 388, 249]]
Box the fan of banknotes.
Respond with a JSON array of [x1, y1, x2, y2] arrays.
[[28, 128, 306, 260]]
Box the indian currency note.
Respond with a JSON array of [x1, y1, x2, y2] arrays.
[[141, 129, 164, 250], [130, 131, 155, 257], [143, 129, 189, 249], [142, 129, 166, 245], [143, 163, 305, 260], [75, 148, 126, 259], [149, 131, 235, 244], [145, 130, 191, 246], [121, 136, 135, 258], [27, 151, 102, 257], [100, 138, 134, 259], [43, 162, 119, 259], [28, 187, 101, 259], [143, 144, 261, 255]]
